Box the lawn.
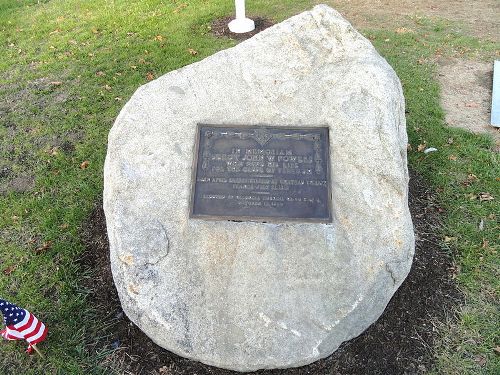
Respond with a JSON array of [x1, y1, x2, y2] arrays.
[[0, 0, 498, 374]]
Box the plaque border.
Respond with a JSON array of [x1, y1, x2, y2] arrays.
[[189, 123, 333, 224]]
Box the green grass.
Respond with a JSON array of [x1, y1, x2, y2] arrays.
[[0, 1, 498, 374]]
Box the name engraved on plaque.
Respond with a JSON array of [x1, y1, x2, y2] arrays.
[[190, 124, 332, 222]]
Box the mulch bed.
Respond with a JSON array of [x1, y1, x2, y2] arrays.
[[80, 170, 462, 375], [211, 16, 275, 41]]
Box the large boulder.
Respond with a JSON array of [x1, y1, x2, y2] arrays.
[[104, 4, 414, 371]]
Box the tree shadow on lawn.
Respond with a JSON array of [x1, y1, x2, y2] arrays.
[[81, 170, 462, 375]]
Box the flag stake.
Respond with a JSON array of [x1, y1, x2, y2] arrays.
[[32, 344, 44, 358]]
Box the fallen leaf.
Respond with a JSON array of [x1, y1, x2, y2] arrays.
[[417, 143, 426, 152], [173, 3, 187, 13], [462, 174, 478, 186], [465, 102, 479, 108], [114, 97, 122, 101], [96, 71, 105, 76], [444, 236, 456, 243], [494, 346, 500, 355], [448, 154, 457, 161], [146, 72, 154, 81], [130, 65, 137, 70], [395, 27, 413, 34], [469, 173, 478, 181], [3, 265, 16, 275], [103, 84, 112, 91], [59, 223, 69, 229], [188, 48, 198, 56], [35, 241, 53, 254], [482, 239, 489, 248], [50, 81, 63, 86], [447, 137, 454, 144], [49, 28, 61, 35], [80, 160, 89, 169], [407, 143, 412, 151], [478, 192, 494, 202], [154, 35, 164, 42], [474, 355, 487, 366]]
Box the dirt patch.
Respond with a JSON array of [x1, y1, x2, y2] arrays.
[[81, 170, 462, 375], [436, 57, 499, 149], [323, 0, 500, 42], [211, 16, 275, 41], [0, 175, 35, 194]]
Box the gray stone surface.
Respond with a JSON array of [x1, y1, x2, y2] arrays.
[[104, 4, 414, 371]]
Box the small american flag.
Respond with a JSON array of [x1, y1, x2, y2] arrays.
[[0, 299, 48, 354]]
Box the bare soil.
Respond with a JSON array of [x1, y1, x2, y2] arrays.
[[327, 0, 499, 43], [436, 57, 499, 149], [81, 170, 462, 375]]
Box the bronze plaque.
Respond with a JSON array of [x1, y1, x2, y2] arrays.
[[190, 124, 332, 223]]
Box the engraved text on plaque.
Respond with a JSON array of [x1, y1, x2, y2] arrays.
[[190, 124, 332, 222]]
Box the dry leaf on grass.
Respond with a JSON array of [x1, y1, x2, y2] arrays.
[[478, 192, 494, 201], [35, 241, 53, 254], [188, 48, 198, 56], [3, 265, 16, 275], [80, 160, 89, 169], [173, 3, 187, 13], [395, 27, 413, 34]]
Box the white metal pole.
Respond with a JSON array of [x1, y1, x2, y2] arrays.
[[235, 0, 245, 20], [228, 0, 255, 33]]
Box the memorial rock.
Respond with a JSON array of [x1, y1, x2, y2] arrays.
[[104, 4, 415, 371]]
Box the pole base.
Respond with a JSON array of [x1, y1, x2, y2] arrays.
[[228, 18, 255, 34]]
